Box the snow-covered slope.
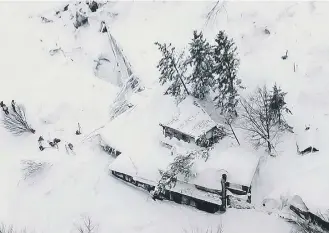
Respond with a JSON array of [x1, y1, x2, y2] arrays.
[[109, 0, 329, 213], [0, 1, 328, 232]]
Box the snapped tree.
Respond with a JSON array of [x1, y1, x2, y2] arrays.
[[153, 153, 195, 198], [155, 42, 189, 97]]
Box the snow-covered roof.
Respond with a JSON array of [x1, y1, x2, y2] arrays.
[[100, 88, 177, 155], [161, 96, 218, 139], [203, 146, 260, 187], [109, 150, 222, 205], [170, 181, 222, 205], [190, 168, 227, 190], [108, 147, 172, 182], [109, 144, 260, 197], [161, 136, 202, 154], [100, 106, 142, 155]]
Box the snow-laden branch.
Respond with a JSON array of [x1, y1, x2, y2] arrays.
[[1, 101, 35, 136]]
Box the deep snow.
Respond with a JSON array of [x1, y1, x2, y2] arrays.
[[0, 1, 328, 233]]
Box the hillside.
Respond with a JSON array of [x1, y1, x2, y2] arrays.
[[0, 1, 328, 233]]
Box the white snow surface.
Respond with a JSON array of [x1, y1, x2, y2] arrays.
[[0, 1, 329, 233], [205, 146, 260, 187], [295, 126, 319, 151]]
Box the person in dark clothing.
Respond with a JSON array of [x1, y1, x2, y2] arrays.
[[68, 143, 73, 150], [53, 138, 61, 144], [49, 138, 61, 148], [2, 104, 9, 115], [38, 136, 45, 151], [11, 100, 16, 113]]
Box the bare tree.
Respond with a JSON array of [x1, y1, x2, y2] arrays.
[[0, 224, 15, 233], [0, 224, 28, 233], [76, 216, 97, 233], [205, 0, 228, 26], [239, 86, 282, 155], [21, 160, 51, 180], [2, 102, 35, 136], [223, 113, 240, 146]]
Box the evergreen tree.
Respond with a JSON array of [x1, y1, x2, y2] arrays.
[[269, 83, 292, 128], [187, 31, 214, 100], [212, 31, 242, 114], [155, 42, 189, 97]]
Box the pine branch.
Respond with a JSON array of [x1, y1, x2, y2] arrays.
[[2, 103, 35, 135]]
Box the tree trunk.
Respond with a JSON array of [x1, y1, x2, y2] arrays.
[[290, 205, 329, 232], [170, 57, 190, 95], [229, 123, 240, 145], [267, 140, 272, 154]]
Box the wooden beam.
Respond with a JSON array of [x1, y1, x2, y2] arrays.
[[290, 205, 329, 231]]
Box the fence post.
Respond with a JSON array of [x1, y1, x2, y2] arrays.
[[220, 174, 227, 212]]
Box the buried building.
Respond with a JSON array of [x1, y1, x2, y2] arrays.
[[100, 94, 260, 213], [159, 96, 225, 148], [108, 146, 260, 213]]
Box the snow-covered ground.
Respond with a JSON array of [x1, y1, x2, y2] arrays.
[[0, 1, 328, 232]]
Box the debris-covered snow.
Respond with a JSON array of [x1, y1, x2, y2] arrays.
[[0, 1, 328, 233], [259, 151, 329, 213]]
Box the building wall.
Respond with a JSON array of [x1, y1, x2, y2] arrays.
[[111, 170, 220, 213], [163, 126, 195, 143], [162, 125, 226, 148]]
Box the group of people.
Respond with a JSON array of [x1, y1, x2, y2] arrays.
[[0, 99, 79, 154], [38, 135, 75, 154], [36, 120, 82, 153], [0, 100, 17, 115], [38, 136, 61, 151], [37, 123, 81, 153]]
